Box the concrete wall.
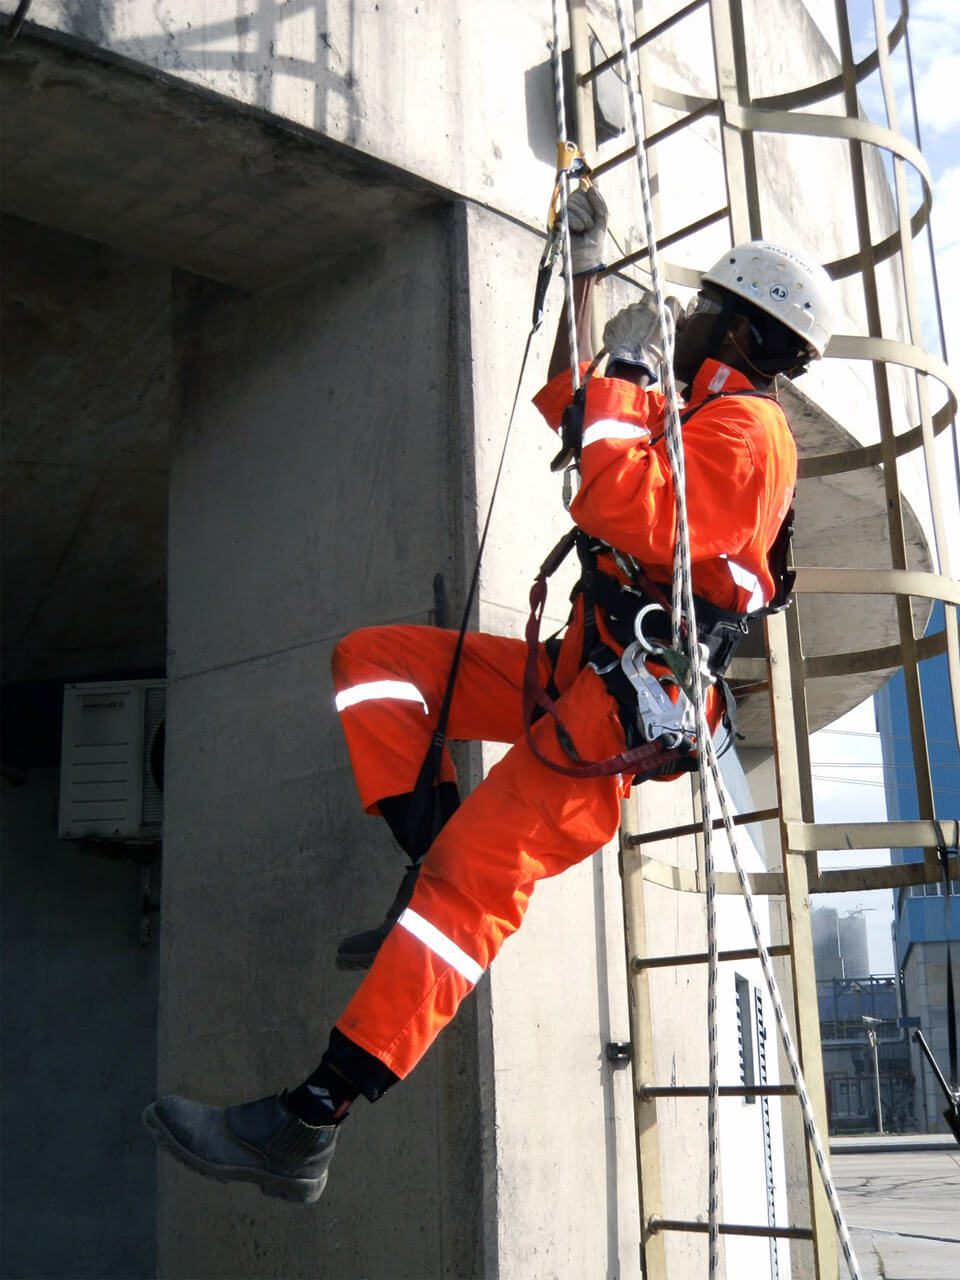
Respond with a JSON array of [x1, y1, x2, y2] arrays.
[[158, 186, 649, 1278], [159, 206, 485, 1279], [2, 0, 560, 232], [1, 218, 170, 1280], [465, 202, 644, 1280], [0, 770, 159, 1279]]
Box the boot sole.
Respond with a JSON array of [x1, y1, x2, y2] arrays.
[[142, 1103, 328, 1204]]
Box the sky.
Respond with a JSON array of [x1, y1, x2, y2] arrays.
[[809, 0, 959, 974]]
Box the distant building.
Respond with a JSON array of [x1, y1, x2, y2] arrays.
[[816, 974, 914, 1132], [875, 602, 960, 1135], [812, 905, 845, 981], [813, 908, 914, 1132], [812, 905, 869, 982]]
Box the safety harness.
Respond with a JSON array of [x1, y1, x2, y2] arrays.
[[523, 384, 798, 784]]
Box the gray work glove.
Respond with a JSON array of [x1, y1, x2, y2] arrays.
[[566, 185, 607, 275], [602, 291, 680, 381]]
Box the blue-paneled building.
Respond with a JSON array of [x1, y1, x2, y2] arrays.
[[875, 602, 960, 1132]]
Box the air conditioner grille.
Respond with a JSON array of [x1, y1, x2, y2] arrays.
[[59, 681, 165, 840]]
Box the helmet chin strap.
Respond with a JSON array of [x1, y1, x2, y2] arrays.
[[729, 329, 808, 386], [727, 328, 772, 382]]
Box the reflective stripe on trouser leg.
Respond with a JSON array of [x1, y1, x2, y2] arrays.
[[331, 625, 552, 813], [334, 680, 429, 713], [335, 666, 629, 1078]]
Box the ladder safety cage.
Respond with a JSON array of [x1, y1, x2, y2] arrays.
[[557, 0, 960, 1277]]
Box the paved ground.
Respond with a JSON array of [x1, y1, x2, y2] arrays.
[[831, 1136, 960, 1280]]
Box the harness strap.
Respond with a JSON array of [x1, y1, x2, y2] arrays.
[[521, 386, 792, 780], [523, 569, 691, 781]]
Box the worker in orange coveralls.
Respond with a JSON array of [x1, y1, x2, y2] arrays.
[[144, 186, 836, 1203]]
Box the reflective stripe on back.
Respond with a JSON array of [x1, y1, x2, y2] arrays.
[[723, 556, 766, 613]]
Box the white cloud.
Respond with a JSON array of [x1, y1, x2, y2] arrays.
[[915, 54, 960, 134], [930, 166, 960, 356], [904, 0, 960, 62]]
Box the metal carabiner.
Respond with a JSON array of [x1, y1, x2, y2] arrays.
[[633, 602, 670, 657], [547, 144, 593, 231]]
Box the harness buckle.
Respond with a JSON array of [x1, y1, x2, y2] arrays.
[[633, 602, 670, 657], [620, 640, 695, 749], [634, 602, 714, 694]]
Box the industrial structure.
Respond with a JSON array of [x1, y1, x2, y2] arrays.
[[877, 601, 960, 1135], [1, 2, 957, 1279]]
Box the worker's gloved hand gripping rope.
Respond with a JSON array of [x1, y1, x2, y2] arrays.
[[566, 185, 608, 276]]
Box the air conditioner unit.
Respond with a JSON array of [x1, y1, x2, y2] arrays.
[[59, 680, 165, 841]]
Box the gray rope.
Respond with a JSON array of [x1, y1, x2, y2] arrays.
[[609, 3, 721, 1273], [699, 727, 863, 1279]]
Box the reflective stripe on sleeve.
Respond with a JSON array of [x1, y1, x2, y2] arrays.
[[334, 680, 429, 714], [396, 908, 484, 985], [581, 419, 652, 450]]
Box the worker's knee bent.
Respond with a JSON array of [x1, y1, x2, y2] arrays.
[[331, 626, 386, 686]]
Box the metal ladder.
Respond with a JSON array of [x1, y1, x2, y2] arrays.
[[562, 0, 960, 1275]]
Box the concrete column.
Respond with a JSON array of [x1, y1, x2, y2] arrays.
[[461, 202, 643, 1280], [159, 207, 484, 1279]]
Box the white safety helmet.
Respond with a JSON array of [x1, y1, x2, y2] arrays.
[[701, 241, 836, 359]]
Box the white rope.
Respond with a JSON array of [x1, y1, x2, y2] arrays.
[[607, 3, 862, 1278], [699, 727, 864, 1280], [608, 4, 722, 1274]]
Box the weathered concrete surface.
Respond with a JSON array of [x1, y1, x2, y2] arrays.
[[2, 1, 560, 232], [0, 32, 445, 292], [1, 216, 171, 685], [160, 207, 483, 1279], [0, 770, 159, 1279], [832, 1140, 960, 1280], [466, 203, 644, 1280]]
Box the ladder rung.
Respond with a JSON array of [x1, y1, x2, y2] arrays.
[[591, 101, 719, 179], [638, 1084, 796, 1099], [601, 207, 728, 277], [579, 0, 710, 82], [625, 806, 780, 848], [649, 1217, 813, 1242], [633, 943, 791, 970]]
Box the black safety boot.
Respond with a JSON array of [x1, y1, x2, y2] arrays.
[[335, 862, 420, 970], [142, 1092, 338, 1204]]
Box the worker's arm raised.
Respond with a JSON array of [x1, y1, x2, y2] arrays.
[[571, 393, 764, 568], [547, 185, 607, 382]]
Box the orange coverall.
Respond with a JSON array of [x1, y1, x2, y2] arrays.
[[333, 357, 797, 1083]]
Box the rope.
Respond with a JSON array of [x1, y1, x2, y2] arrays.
[[608, 3, 722, 1272], [698, 725, 864, 1279], [607, 3, 862, 1276], [425, 1, 586, 780]]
